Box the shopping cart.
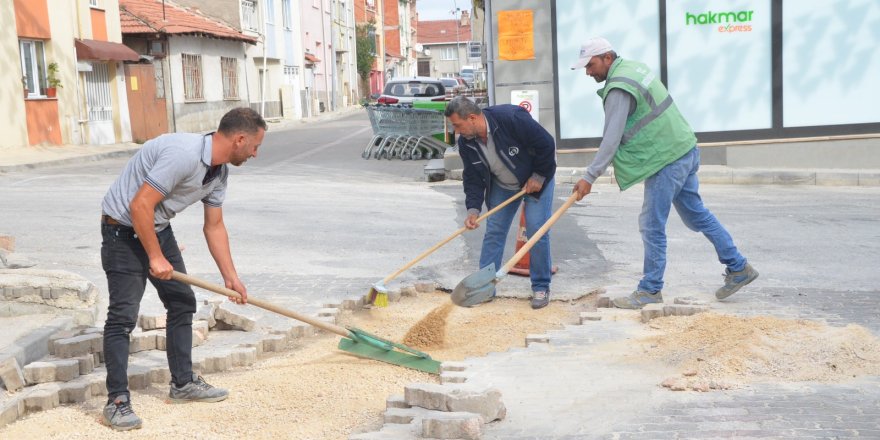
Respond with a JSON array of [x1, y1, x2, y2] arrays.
[[362, 104, 450, 160]]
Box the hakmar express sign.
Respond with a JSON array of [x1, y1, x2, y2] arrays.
[[685, 9, 754, 32]]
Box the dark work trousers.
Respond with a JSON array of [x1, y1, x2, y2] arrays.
[[101, 222, 196, 401]]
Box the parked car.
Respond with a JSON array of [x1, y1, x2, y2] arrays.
[[377, 77, 447, 105], [440, 77, 469, 99], [459, 67, 475, 87]]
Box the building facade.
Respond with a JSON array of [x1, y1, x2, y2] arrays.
[[416, 12, 472, 79], [6, 0, 139, 148]]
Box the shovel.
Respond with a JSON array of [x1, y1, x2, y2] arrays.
[[171, 271, 442, 374], [451, 192, 579, 307], [367, 189, 527, 306]]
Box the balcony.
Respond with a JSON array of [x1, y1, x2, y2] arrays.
[[241, 0, 259, 33]]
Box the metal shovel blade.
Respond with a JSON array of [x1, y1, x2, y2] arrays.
[[451, 264, 499, 307]]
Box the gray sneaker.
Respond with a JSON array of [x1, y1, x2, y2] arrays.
[[716, 263, 759, 300], [612, 290, 663, 309], [530, 291, 550, 309], [102, 394, 142, 431], [169, 373, 229, 403]]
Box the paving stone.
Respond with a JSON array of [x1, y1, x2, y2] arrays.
[[663, 304, 709, 317], [229, 347, 258, 367], [87, 373, 107, 397], [386, 395, 410, 409], [194, 303, 217, 328], [58, 380, 92, 403], [673, 296, 708, 306], [317, 308, 340, 318], [421, 411, 483, 440], [137, 313, 166, 331], [0, 358, 26, 392], [23, 361, 56, 384], [49, 329, 79, 355], [440, 372, 468, 384], [192, 329, 207, 347], [128, 368, 150, 390], [341, 296, 364, 310], [579, 312, 602, 323], [24, 386, 60, 412], [53, 359, 81, 382], [192, 320, 210, 341], [262, 334, 288, 353], [404, 383, 506, 422], [414, 282, 436, 293], [54, 333, 102, 359], [0, 397, 24, 428], [596, 294, 613, 308], [640, 303, 665, 323], [214, 306, 257, 332], [400, 286, 418, 297], [384, 406, 434, 424], [525, 334, 549, 346], [129, 331, 157, 353], [440, 361, 467, 373], [150, 366, 171, 384]]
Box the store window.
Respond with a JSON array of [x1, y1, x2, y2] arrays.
[[783, 0, 880, 127], [666, 0, 772, 132]]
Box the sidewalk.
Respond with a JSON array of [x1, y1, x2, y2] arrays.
[[0, 105, 364, 173]]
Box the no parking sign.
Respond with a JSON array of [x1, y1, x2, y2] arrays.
[[511, 90, 539, 122]]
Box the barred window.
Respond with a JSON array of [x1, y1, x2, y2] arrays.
[[182, 53, 203, 101], [221, 57, 239, 100]]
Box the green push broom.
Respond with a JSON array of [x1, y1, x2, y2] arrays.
[[172, 271, 441, 374], [367, 189, 527, 306]]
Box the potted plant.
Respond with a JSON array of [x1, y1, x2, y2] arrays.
[[46, 62, 62, 98]]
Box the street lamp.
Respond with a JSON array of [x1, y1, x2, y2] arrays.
[[452, 6, 460, 75]]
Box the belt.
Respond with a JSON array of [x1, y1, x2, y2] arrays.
[[101, 215, 124, 226]]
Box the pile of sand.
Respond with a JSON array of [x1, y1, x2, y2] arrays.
[[0, 291, 588, 439], [642, 312, 880, 390], [402, 303, 454, 348]]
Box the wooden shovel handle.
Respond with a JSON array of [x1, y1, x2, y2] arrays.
[[500, 192, 579, 275], [381, 189, 527, 284], [171, 271, 351, 339]]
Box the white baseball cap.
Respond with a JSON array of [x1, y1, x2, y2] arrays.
[[570, 37, 613, 70]]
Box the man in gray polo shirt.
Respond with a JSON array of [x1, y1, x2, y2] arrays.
[[99, 107, 266, 431]]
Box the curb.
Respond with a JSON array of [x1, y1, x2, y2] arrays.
[[444, 166, 880, 187], [0, 148, 139, 174]]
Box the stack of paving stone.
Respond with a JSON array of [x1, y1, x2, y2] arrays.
[[350, 362, 506, 440], [0, 295, 364, 428]]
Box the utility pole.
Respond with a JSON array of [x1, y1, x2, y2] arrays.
[[453, 3, 460, 75]]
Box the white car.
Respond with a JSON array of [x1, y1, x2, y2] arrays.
[[377, 77, 447, 105]]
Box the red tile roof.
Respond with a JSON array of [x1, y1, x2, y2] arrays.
[[417, 19, 472, 45], [120, 0, 257, 43]]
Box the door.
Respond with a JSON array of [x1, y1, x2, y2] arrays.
[[417, 60, 430, 77], [83, 63, 115, 145], [124, 63, 168, 143]]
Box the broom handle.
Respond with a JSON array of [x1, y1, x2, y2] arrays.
[[171, 271, 351, 339], [499, 193, 579, 276], [380, 189, 527, 284]]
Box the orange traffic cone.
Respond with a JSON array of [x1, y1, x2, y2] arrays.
[[508, 202, 558, 277]]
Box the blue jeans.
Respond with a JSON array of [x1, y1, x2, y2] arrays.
[[638, 147, 746, 293], [101, 223, 197, 401], [480, 178, 555, 293]]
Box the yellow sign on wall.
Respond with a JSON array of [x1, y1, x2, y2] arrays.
[[498, 10, 535, 60], [130, 76, 139, 91]]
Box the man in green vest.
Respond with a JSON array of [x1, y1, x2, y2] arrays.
[[570, 37, 758, 309]]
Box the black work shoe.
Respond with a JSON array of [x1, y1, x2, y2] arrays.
[[169, 373, 229, 403], [530, 291, 550, 309], [102, 394, 143, 431]]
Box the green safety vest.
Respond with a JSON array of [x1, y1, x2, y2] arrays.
[[598, 58, 697, 190]]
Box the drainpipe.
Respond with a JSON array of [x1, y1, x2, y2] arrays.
[[485, 0, 495, 105], [73, 2, 87, 144], [260, 2, 268, 117]]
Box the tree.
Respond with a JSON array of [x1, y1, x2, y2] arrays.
[[355, 22, 376, 81]]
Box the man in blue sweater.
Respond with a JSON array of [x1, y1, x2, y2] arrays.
[[445, 96, 557, 309]]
